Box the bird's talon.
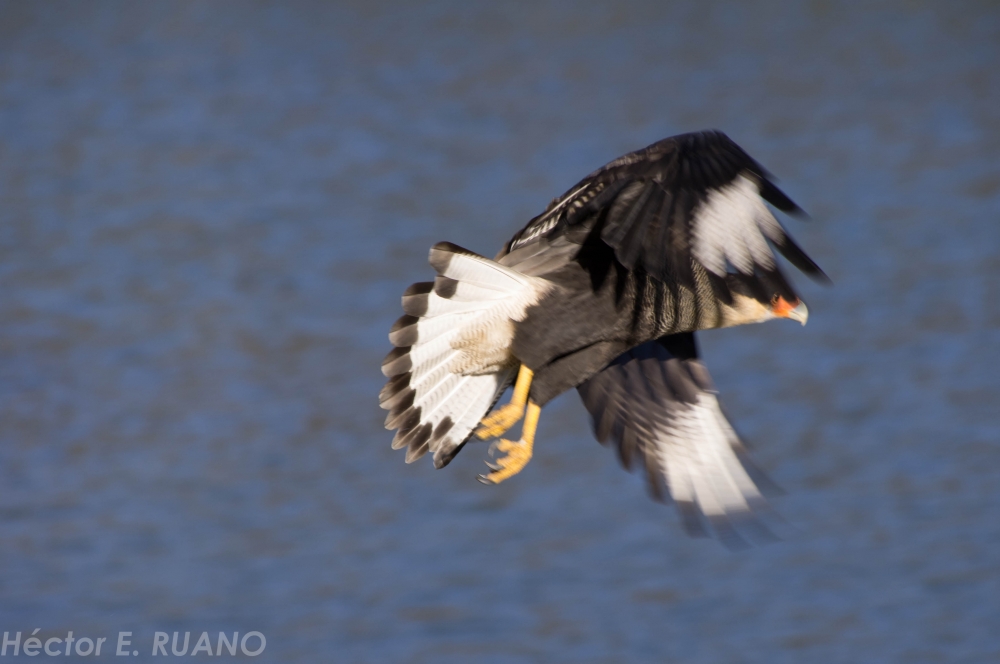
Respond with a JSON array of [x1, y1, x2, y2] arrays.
[[495, 438, 515, 452], [475, 403, 526, 440], [478, 437, 533, 485]]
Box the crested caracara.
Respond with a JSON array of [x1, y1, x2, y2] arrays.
[[380, 130, 827, 546]]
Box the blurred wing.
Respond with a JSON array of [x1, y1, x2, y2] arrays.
[[502, 130, 826, 299], [576, 333, 781, 548]]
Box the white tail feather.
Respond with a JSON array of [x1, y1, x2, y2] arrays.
[[381, 242, 552, 467]]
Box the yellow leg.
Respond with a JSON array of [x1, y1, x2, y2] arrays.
[[475, 364, 533, 440], [478, 401, 541, 484]]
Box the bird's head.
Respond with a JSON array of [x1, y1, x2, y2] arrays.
[[719, 278, 809, 328], [769, 294, 809, 325]]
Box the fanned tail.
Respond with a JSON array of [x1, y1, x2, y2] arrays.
[[380, 242, 550, 468]]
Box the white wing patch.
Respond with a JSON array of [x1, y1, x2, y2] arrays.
[[576, 339, 780, 547], [661, 395, 759, 511], [649, 392, 772, 545], [692, 175, 785, 276]]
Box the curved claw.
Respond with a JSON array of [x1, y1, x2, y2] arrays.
[[478, 437, 533, 485], [477, 401, 541, 486]]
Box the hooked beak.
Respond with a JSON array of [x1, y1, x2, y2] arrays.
[[772, 296, 809, 326]]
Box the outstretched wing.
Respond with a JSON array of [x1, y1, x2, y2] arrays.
[[501, 130, 827, 301], [576, 333, 782, 548]]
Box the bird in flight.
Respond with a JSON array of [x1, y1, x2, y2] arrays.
[[380, 130, 827, 546]]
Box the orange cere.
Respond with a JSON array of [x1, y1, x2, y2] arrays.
[[771, 295, 801, 318]]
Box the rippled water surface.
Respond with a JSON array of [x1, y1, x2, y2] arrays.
[[1, 2, 999, 662]]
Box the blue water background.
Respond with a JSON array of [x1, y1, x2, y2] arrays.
[[1, 2, 998, 662]]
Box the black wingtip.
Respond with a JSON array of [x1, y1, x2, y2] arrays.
[[758, 178, 804, 215], [773, 235, 831, 285], [798, 259, 832, 286], [707, 513, 753, 551]]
